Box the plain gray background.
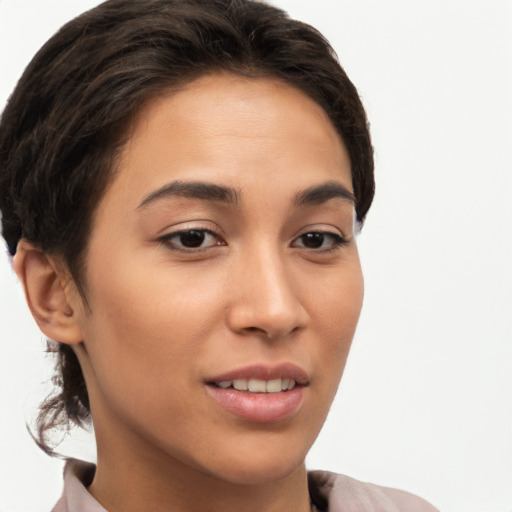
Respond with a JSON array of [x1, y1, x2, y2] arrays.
[[1, 1, 511, 511]]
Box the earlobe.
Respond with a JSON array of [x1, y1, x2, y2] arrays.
[[13, 241, 84, 345]]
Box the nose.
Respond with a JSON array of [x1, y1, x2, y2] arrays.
[[226, 245, 309, 340]]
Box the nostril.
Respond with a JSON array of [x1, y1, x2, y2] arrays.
[[241, 324, 303, 340], [244, 326, 268, 335]]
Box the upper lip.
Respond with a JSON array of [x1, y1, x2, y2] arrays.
[[206, 363, 309, 385]]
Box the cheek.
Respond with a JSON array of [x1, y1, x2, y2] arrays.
[[309, 261, 364, 391], [77, 260, 223, 400], [77, 277, 215, 438], [84, 256, 234, 366], [84, 249, 225, 334], [312, 260, 364, 338]]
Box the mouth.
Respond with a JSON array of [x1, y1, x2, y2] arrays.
[[211, 378, 298, 393], [205, 364, 308, 422]]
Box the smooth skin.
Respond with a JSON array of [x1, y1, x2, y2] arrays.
[[15, 73, 364, 512]]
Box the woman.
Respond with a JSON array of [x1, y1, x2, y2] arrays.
[[0, 0, 438, 510]]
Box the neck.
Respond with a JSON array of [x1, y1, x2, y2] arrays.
[[89, 452, 311, 512], [89, 422, 312, 512]]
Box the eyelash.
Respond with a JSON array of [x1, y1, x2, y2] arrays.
[[157, 228, 348, 254], [292, 231, 348, 253], [158, 227, 225, 253]]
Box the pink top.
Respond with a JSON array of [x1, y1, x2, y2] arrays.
[[52, 459, 439, 512]]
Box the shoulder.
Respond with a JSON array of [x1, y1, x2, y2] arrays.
[[308, 470, 440, 512], [52, 459, 105, 512]]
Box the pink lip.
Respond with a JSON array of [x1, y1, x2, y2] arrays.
[[205, 363, 308, 423]]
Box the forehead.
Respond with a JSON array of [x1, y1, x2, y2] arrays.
[[104, 73, 352, 212]]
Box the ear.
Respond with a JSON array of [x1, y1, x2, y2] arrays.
[[12, 241, 84, 345]]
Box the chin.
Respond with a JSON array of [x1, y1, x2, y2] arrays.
[[197, 438, 311, 486]]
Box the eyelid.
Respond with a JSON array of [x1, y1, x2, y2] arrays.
[[293, 223, 348, 240], [155, 219, 224, 237]]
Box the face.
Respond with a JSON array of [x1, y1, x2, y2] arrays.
[[72, 73, 364, 486]]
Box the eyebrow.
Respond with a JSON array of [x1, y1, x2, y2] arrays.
[[137, 180, 240, 209], [137, 179, 354, 211], [294, 181, 356, 207]]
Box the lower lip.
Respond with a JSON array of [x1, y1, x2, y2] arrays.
[[206, 385, 305, 422]]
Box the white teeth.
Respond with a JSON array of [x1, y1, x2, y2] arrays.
[[233, 379, 248, 391], [248, 379, 267, 392], [216, 378, 297, 392], [266, 378, 282, 393]]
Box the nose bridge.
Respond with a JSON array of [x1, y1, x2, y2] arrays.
[[227, 240, 307, 338]]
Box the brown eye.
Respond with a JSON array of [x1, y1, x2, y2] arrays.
[[300, 233, 325, 248], [160, 229, 225, 251], [293, 231, 347, 250], [179, 230, 207, 248]]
